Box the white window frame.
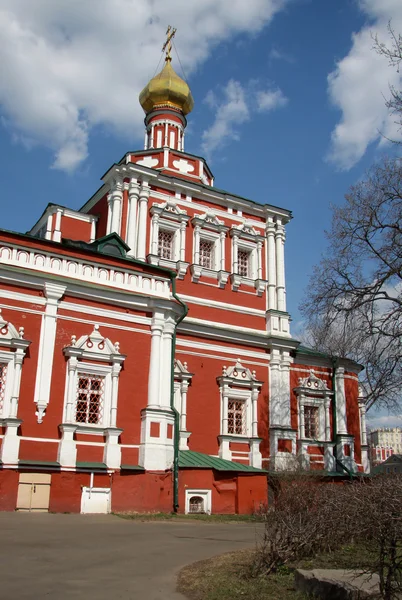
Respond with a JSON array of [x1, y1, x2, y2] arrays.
[[230, 224, 265, 294], [226, 393, 251, 437], [294, 371, 333, 444], [190, 213, 229, 287], [62, 325, 125, 435], [0, 352, 15, 419], [148, 201, 190, 279], [185, 489, 212, 515]]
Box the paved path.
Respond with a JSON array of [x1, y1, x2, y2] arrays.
[[0, 513, 261, 599]]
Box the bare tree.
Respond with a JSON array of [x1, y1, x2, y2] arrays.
[[300, 158, 402, 410], [373, 23, 402, 140]]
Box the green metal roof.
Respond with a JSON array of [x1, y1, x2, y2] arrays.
[[120, 464, 145, 471], [18, 460, 60, 468], [178, 450, 267, 473], [76, 461, 108, 470]]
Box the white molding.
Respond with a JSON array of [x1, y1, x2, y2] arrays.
[[185, 489, 212, 515], [0, 289, 46, 306], [0, 244, 172, 300], [59, 300, 152, 327]]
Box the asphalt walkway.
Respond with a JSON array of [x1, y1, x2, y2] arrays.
[[0, 513, 261, 599]]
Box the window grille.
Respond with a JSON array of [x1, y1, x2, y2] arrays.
[[189, 496, 205, 514], [0, 363, 7, 413], [227, 399, 246, 435], [238, 250, 250, 277], [199, 239, 214, 269], [75, 374, 104, 425], [304, 405, 319, 439], [158, 229, 174, 260]]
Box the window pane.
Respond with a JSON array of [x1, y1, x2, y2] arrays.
[[0, 363, 7, 413], [200, 239, 214, 269], [304, 406, 319, 439], [238, 250, 250, 277], [228, 399, 246, 435], [158, 230, 174, 260], [75, 374, 104, 425]]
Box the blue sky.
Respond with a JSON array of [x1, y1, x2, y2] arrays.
[[0, 1, 401, 425]]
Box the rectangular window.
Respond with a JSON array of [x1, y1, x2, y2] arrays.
[[0, 363, 7, 413], [227, 399, 246, 435], [76, 374, 105, 425], [304, 405, 319, 439], [199, 239, 214, 269], [238, 249, 250, 277], [158, 229, 174, 260]]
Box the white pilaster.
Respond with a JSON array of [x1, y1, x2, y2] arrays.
[[180, 381, 189, 432], [325, 398, 331, 441], [34, 282, 66, 423], [194, 225, 200, 264], [58, 424, 77, 467], [257, 240, 263, 280], [106, 193, 112, 235], [335, 367, 348, 435], [53, 208, 63, 242], [110, 178, 123, 236], [45, 214, 53, 240], [232, 234, 239, 274], [137, 182, 150, 261], [160, 320, 174, 409], [0, 419, 22, 464], [126, 179, 140, 257], [103, 427, 123, 468], [9, 349, 25, 418], [220, 231, 226, 270], [147, 313, 164, 408], [275, 219, 286, 311], [110, 363, 122, 427], [266, 219, 277, 310], [179, 222, 186, 262]]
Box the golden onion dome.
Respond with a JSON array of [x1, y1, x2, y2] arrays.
[[139, 58, 194, 116]]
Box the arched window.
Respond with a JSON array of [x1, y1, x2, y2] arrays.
[[189, 496, 205, 514]]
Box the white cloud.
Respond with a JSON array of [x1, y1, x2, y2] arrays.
[[256, 88, 288, 111], [202, 80, 288, 156], [0, 0, 288, 172], [367, 413, 402, 429], [327, 0, 402, 170]]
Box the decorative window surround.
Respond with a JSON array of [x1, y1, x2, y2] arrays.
[[148, 200, 190, 279], [294, 370, 336, 472], [185, 489, 212, 515], [59, 325, 125, 468], [217, 359, 262, 468], [0, 309, 31, 465], [174, 359, 194, 451], [34, 282, 66, 424], [190, 212, 229, 288], [0, 244, 172, 299], [230, 222, 266, 295]]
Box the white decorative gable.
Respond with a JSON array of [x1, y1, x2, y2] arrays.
[[64, 325, 125, 363], [222, 359, 258, 383], [0, 309, 27, 348], [151, 199, 188, 220], [297, 370, 330, 392], [191, 211, 226, 232]]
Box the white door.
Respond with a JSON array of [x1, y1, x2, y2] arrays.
[[80, 487, 111, 514]]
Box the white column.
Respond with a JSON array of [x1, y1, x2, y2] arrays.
[[151, 215, 159, 255], [275, 220, 286, 311], [257, 240, 263, 280], [220, 231, 226, 270], [194, 225, 200, 264], [90, 218, 96, 243], [144, 129, 148, 150], [164, 122, 168, 147], [266, 219, 277, 309], [335, 367, 348, 435], [136, 182, 150, 261], [150, 125, 155, 148], [34, 282, 66, 423], [182, 131, 185, 151], [179, 221, 186, 262], [106, 193, 112, 235], [251, 388, 259, 438], [9, 350, 24, 418], [300, 403, 305, 438], [359, 401, 368, 446], [65, 357, 78, 423], [180, 381, 189, 431], [232, 234, 239, 273], [110, 363, 121, 427], [45, 214, 53, 240], [126, 179, 140, 257], [147, 314, 164, 408], [53, 209, 63, 242], [325, 398, 331, 441], [222, 388, 229, 434], [160, 320, 174, 408], [269, 349, 281, 426], [110, 179, 123, 236]]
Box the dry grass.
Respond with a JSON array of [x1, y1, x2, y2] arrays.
[[177, 549, 307, 600]]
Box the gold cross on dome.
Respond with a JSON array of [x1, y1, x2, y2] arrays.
[[162, 25, 176, 61]]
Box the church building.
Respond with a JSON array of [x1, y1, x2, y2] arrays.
[[0, 31, 369, 514]]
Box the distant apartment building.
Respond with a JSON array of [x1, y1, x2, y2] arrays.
[[369, 428, 402, 465]]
